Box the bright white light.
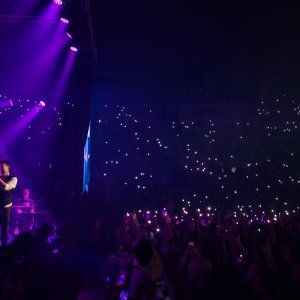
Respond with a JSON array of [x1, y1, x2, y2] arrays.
[[60, 17, 69, 24]]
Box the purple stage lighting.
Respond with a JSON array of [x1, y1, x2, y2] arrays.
[[66, 32, 72, 39], [60, 17, 69, 24], [50, 48, 76, 107], [70, 46, 78, 52], [39, 101, 46, 107], [0, 102, 45, 148], [54, 0, 63, 5]]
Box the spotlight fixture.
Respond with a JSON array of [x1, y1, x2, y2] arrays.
[[66, 32, 72, 39], [39, 101, 46, 107], [70, 46, 78, 52], [60, 17, 69, 24], [54, 0, 63, 5], [0, 99, 13, 109]]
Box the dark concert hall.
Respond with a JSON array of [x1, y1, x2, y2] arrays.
[[0, 1, 300, 299]]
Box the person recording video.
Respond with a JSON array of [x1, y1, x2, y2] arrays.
[[129, 238, 175, 300]]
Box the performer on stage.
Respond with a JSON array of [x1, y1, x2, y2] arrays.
[[16, 189, 35, 232], [0, 160, 18, 246]]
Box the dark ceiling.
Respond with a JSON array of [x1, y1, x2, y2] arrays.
[[92, 1, 300, 77], [1, 1, 299, 79]]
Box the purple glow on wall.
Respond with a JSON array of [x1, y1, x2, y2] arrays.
[[6, 0, 69, 96], [19, 28, 68, 95], [0, 1, 38, 16], [12, 0, 61, 51]]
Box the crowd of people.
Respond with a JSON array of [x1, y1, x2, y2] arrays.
[[0, 218, 92, 300], [99, 208, 300, 300], [0, 197, 299, 299], [83, 95, 300, 299]]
